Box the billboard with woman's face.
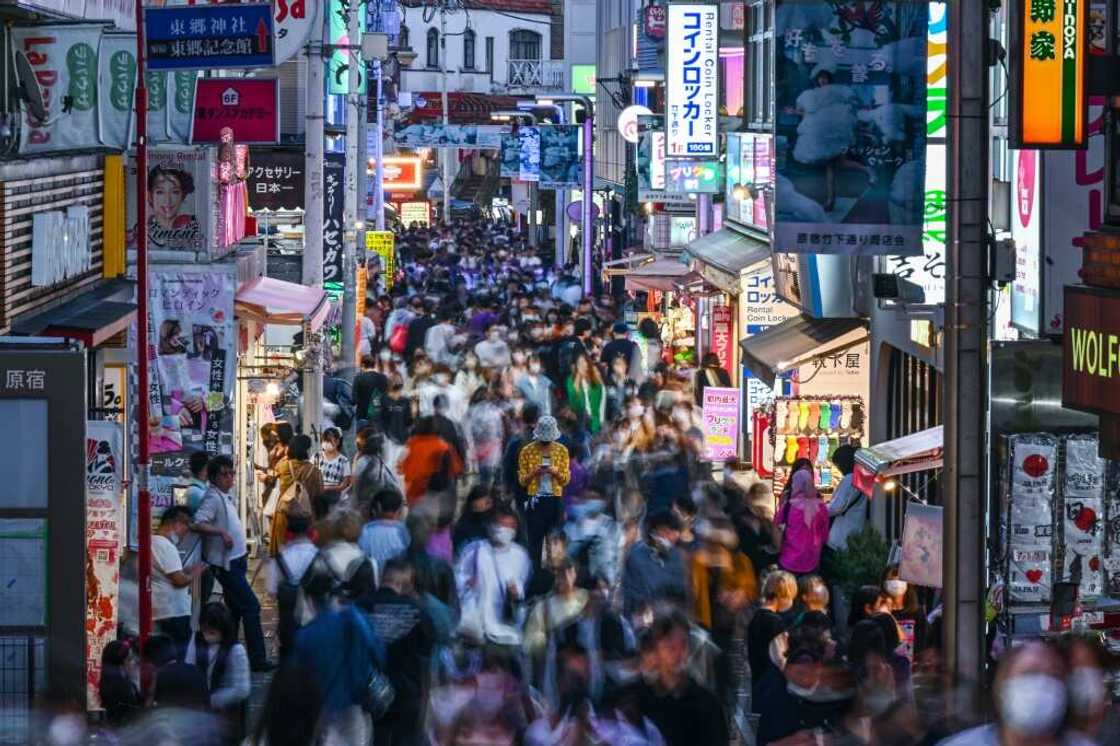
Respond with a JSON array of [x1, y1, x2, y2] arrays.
[[127, 147, 216, 257]]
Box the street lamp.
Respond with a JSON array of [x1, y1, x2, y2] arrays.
[[536, 94, 594, 295], [492, 110, 540, 246]]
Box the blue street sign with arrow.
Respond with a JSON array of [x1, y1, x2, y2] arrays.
[[145, 3, 275, 70]]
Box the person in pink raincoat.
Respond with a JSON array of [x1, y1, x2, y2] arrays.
[[777, 468, 830, 575]]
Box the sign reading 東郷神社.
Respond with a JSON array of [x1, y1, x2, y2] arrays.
[[1062, 285, 1120, 416], [1010, 0, 1087, 148], [145, 3, 275, 70]]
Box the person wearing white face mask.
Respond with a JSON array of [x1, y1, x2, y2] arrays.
[[881, 564, 926, 664], [151, 505, 206, 655], [939, 641, 1077, 746], [454, 507, 531, 647], [475, 323, 512, 370], [1060, 636, 1112, 745], [516, 351, 554, 416], [184, 602, 252, 740]]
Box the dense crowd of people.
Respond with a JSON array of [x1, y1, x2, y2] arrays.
[[85, 216, 1120, 746]]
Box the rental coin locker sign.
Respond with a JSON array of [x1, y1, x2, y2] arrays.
[[1011, 0, 1087, 148], [665, 3, 718, 158]]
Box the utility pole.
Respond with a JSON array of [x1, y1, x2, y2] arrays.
[[374, 57, 386, 231], [133, 0, 152, 649], [341, 0, 361, 374], [440, 3, 451, 224], [302, 28, 326, 437], [944, 0, 989, 688]]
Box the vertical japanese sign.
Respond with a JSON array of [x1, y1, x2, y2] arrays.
[[702, 386, 740, 461], [146, 70, 171, 142], [247, 150, 306, 211], [323, 153, 345, 283], [126, 147, 214, 256], [774, 1, 928, 256], [147, 271, 236, 457], [1011, 0, 1087, 148], [169, 71, 198, 144], [1011, 148, 1042, 334], [86, 420, 123, 710], [99, 33, 137, 150], [12, 25, 103, 154], [366, 230, 395, 289], [327, 0, 366, 94], [518, 126, 541, 182], [709, 305, 733, 374], [666, 4, 719, 158]]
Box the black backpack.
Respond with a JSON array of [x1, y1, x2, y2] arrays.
[[275, 553, 301, 656]]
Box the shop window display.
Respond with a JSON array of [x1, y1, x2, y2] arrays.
[[767, 395, 865, 497]]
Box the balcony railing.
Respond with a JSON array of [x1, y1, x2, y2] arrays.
[[506, 59, 565, 91]]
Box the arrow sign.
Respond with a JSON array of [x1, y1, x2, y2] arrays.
[[145, 3, 276, 70]]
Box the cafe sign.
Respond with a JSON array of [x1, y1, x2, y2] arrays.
[[1010, 0, 1087, 148]]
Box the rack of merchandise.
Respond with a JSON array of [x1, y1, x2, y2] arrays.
[[999, 432, 1120, 639], [768, 395, 865, 498]]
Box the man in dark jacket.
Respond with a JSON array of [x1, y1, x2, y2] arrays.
[[354, 355, 389, 427], [621, 511, 687, 616], [501, 402, 540, 502], [357, 558, 435, 746], [404, 299, 435, 361]]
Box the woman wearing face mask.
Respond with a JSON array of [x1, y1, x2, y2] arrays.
[[314, 426, 352, 497], [881, 565, 926, 664], [475, 323, 513, 371], [516, 352, 554, 417], [940, 641, 1074, 746], [566, 352, 606, 434], [1059, 636, 1113, 744], [454, 351, 486, 403], [466, 386, 506, 490], [184, 602, 252, 742]]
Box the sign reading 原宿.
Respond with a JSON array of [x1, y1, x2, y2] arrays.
[[145, 3, 275, 70], [666, 4, 718, 158], [1011, 0, 1087, 148]]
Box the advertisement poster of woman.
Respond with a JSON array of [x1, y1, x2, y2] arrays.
[[126, 148, 213, 255]]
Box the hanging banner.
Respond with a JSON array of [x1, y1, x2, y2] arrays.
[[518, 126, 541, 183], [702, 386, 740, 462], [12, 25, 103, 154], [191, 78, 280, 144], [85, 420, 123, 711], [393, 123, 506, 150], [366, 230, 395, 289], [666, 4, 718, 158], [98, 33, 137, 150], [540, 125, 581, 189], [709, 305, 734, 374], [126, 147, 215, 256], [327, 0, 365, 94], [248, 149, 305, 211], [147, 271, 236, 457], [168, 71, 198, 144], [1010, 0, 1087, 149], [146, 71, 172, 142], [774, 1, 928, 256], [500, 133, 520, 178], [323, 152, 345, 283]]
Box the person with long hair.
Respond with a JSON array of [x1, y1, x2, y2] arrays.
[[565, 352, 606, 434], [184, 602, 251, 743]]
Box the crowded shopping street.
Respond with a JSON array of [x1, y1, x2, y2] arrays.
[[9, 0, 1120, 744]]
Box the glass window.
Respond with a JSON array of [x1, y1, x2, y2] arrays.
[[746, 0, 773, 127], [0, 519, 47, 626], [0, 400, 47, 508], [463, 29, 476, 69], [509, 30, 542, 60], [427, 28, 439, 68]]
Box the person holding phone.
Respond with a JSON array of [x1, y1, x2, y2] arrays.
[[517, 416, 571, 570]]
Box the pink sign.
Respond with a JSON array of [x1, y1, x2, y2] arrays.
[[709, 305, 733, 374], [702, 386, 740, 462], [191, 79, 280, 144]]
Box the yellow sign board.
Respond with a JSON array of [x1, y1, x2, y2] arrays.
[[365, 230, 395, 289], [1013, 0, 1086, 148]]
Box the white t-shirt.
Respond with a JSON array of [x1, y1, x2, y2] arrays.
[[152, 534, 190, 621]]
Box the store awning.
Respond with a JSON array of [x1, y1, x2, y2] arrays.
[[235, 277, 330, 330], [853, 425, 944, 496], [684, 227, 770, 294], [739, 314, 868, 387], [614, 257, 702, 293], [11, 278, 137, 347]]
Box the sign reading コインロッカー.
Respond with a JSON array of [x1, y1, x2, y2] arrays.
[[666, 4, 718, 158], [1062, 285, 1120, 416]]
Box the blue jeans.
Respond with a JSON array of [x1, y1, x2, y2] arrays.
[[212, 555, 268, 666]]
